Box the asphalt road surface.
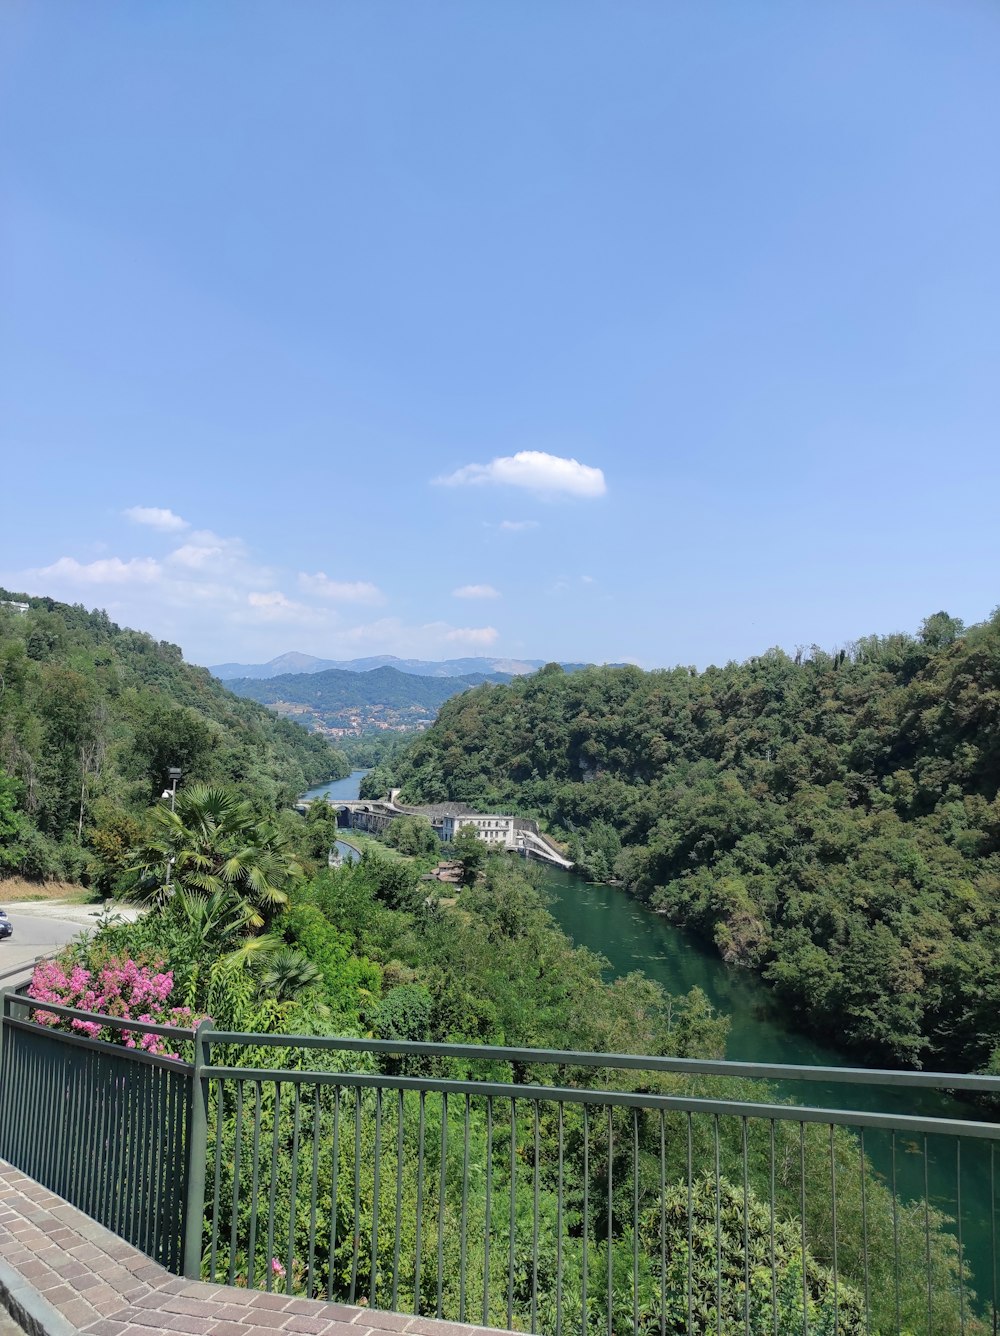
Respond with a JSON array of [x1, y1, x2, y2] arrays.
[[0, 904, 89, 984]]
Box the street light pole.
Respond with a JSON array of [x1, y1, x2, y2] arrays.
[[163, 766, 182, 896]]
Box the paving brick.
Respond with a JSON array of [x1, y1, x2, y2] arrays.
[[69, 1242, 108, 1262], [13, 1257, 47, 1280], [128, 1291, 166, 1310], [36, 1281, 78, 1305], [55, 1256, 92, 1278], [160, 1297, 221, 1316], [213, 1302, 257, 1322], [0, 1159, 516, 1336], [249, 1291, 293, 1311], [359, 1311, 411, 1331], [405, 1322, 473, 1336], [63, 1296, 106, 1325], [158, 1277, 191, 1294], [158, 1312, 220, 1334]]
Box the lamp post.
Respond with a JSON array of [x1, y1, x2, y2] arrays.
[[163, 766, 182, 895]]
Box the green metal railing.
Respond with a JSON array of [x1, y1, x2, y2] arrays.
[[1, 994, 998, 1335], [0, 991, 193, 1271]]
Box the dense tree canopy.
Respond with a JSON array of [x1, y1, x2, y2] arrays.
[[0, 592, 347, 883], [392, 610, 1000, 1072]]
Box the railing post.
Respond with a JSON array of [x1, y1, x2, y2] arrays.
[[183, 1019, 212, 1279], [0, 988, 9, 1146]]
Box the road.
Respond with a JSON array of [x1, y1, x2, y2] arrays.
[[0, 900, 130, 986]]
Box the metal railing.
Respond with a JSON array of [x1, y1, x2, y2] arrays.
[[0, 992, 192, 1271], [1, 994, 998, 1335]]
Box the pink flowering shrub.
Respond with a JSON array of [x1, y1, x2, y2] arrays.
[[27, 953, 208, 1058]]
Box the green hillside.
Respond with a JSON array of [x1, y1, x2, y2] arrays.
[[0, 591, 348, 883], [393, 612, 1000, 1072]]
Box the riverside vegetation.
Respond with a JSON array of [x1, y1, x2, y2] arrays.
[[35, 797, 977, 1333], [390, 610, 1000, 1077]]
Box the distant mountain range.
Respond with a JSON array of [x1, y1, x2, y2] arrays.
[[209, 652, 590, 680], [225, 664, 515, 734]]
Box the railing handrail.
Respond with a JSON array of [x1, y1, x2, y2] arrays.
[[196, 1061, 1000, 1140], [201, 1027, 1000, 1094], [2, 1013, 193, 1073], [7, 993, 1000, 1094], [5, 993, 199, 1041]]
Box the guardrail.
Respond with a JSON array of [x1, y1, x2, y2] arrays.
[[0, 991, 193, 1272], [1, 993, 998, 1335]]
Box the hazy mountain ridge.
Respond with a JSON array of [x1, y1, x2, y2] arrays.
[[209, 652, 592, 680]]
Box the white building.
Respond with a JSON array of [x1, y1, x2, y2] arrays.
[[440, 813, 516, 848]]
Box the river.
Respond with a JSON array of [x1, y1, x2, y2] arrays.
[[305, 771, 370, 863], [303, 771, 996, 1300], [534, 864, 996, 1310]]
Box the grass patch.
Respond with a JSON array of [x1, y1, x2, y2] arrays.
[[0, 877, 97, 905]]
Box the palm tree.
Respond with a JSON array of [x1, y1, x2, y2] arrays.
[[130, 785, 304, 930], [254, 946, 322, 1003]]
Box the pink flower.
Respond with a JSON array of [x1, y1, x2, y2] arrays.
[[271, 1258, 286, 1278], [27, 954, 205, 1053]]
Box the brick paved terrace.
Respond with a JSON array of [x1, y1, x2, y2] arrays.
[[0, 1161, 512, 1336]]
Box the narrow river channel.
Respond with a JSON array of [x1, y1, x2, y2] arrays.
[[303, 772, 997, 1304]]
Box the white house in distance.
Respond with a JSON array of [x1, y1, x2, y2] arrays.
[[439, 812, 516, 848]]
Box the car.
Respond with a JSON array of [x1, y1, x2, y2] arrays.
[[0, 908, 11, 940]]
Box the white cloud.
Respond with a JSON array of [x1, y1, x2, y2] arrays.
[[244, 591, 323, 624], [497, 519, 540, 532], [123, 506, 189, 532], [169, 541, 227, 570], [298, 572, 385, 604], [8, 531, 503, 664], [437, 450, 606, 498], [444, 625, 499, 646], [452, 584, 501, 600], [36, 555, 162, 585], [334, 618, 501, 655], [168, 530, 244, 570]]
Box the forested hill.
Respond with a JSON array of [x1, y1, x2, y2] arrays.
[[0, 592, 347, 882], [226, 664, 513, 729], [394, 611, 1000, 1073]]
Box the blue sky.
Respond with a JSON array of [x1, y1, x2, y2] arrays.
[[2, 2, 998, 670]]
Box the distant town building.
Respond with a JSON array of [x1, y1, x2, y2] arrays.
[[1, 601, 29, 615]]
